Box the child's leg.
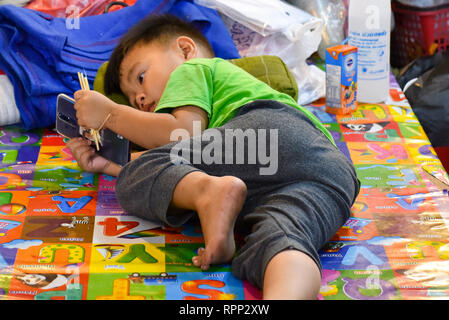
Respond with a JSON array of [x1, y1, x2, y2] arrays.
[[231, 181, 355, 300], [170, 171, 247, 270], [117, 150, 247, 269], [262, 249, 321, 300], [115, 100, 359, 285]]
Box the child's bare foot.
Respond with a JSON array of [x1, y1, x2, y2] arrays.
[[191, 175, 247, 270]]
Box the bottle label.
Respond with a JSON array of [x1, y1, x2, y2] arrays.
[[349, 30, 389, 81]]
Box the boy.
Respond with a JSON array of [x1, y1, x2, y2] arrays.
[[67, 14, 359, 300]]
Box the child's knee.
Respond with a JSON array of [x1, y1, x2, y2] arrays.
[[114, 171, 130, 209], [262, 249, 321, 299], [114, 165, 141, 215]]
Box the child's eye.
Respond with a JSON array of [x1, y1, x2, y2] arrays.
[[138, 72, 145, 84]]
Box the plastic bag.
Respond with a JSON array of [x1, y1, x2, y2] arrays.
[[397, 53, 441, 90], [286, 0, 347, 60], [193, 0, 325, 105], [402, 52, 449, 147], [0, 75, 21, 126]]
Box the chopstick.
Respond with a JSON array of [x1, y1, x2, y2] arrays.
[[77, 72, 101, 151]]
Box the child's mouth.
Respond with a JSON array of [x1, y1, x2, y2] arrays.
[[144, 102, 156, 112]]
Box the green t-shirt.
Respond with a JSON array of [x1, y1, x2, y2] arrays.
[[155, 58, 335, 146]]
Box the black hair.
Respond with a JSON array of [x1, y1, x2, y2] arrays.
[[104, 13, 214, 96]]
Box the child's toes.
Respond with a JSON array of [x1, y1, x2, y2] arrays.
[[192, 247, 205, 267], [200, 249, 212, 270], [192, 256, 201, 267], [201, 263, 210, 271]]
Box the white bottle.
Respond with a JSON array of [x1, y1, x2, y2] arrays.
[[348, 0, 391, 103]]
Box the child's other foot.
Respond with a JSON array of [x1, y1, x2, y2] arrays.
[[192, 176, 247, 270]]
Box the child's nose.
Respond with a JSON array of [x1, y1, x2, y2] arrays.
[[136, 94, 146, 110]]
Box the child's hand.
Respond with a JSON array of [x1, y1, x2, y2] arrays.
[[74, 90, 115, 130], [66, 137, 111, 173]]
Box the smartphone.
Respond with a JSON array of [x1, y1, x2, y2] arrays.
[[56, 94, 80, 139], [56, 93, 130, 166]]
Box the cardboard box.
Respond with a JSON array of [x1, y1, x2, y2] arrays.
[[325, 45, 358, 115]]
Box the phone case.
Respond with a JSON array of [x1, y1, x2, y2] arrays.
[[56, 94, 80, 139], [56, 93, 130, 166]]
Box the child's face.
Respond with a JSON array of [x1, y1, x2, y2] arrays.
[[119, 38, 193, 111]]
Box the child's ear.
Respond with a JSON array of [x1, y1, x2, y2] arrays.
[[175, 36, 197, 60]]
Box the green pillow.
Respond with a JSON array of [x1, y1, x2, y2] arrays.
[[93, 55, 298, 104], [228, 55, 298, 101], [94, 62, 131, 106]]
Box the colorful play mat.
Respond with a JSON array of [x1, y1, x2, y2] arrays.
[[1, 74, 449, 300]]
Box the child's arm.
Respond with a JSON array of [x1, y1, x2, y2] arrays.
[[74, 90, 208, 149]]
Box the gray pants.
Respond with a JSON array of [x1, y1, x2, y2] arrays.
[[115, 100, 360, 289]]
